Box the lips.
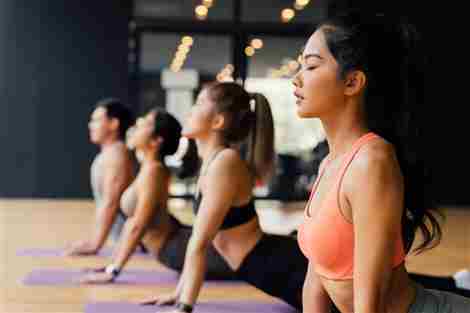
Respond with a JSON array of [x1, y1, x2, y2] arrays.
[[294, 91, 305, 105]]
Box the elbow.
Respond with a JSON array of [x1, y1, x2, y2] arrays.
[[187, 236, 210, 256], [128, 220, 146, 236]]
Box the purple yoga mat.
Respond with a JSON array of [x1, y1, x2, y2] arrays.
[[16, 247, 150, 258], [22, 269, 243, 286], [84, 301, 297, 313]]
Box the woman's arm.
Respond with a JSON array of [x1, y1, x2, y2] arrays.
[[112, 164, 165, 269], [303, 262, 331, 313], [348, 144, 404, 313], [81, 164, 164, 283], [176, 151, 240, 307]]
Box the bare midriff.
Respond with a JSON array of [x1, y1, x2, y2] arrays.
[[321, 264, 416, 313], [212, 217, 263, 270]]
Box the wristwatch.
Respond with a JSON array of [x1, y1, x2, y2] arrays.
[[104, 264, 121, 280], [175, 301, 193, 313]]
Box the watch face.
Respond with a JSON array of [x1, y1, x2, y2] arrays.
[[105, 264, 120, 276], [176, 302, 193, 313]]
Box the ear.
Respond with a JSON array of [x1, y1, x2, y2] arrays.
[[109, 118, 120, 132], [150, 136, 164, 150], [344, 70, 367, 97], [211, 113, 226, 131]]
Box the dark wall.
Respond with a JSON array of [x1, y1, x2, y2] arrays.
[[0, 1, 131, 198]]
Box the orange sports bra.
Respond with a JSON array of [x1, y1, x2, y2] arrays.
[[297, 133, 406, 280]]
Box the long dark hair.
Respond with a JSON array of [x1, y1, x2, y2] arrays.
[[205, 82, 275, 182], [148, 107, 182, 162], [319, 11, 441, 253]]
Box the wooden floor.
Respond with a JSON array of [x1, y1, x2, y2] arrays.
[[1, 199, 469, 313]]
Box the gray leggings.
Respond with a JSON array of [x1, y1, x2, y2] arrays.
[[409, 284, 470, 313]]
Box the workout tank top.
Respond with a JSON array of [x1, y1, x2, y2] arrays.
[[297, 133, 406, 280]]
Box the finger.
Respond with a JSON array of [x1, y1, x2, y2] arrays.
[[157, 298, 175, 306], [82, 266, 106, 273], [78, 275, 90, 284], [140, 300, 157, 306], [63, 249, 76, 256]]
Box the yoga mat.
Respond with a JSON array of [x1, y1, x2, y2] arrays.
[[22, 269, 243, 286], [84, 301, 297, 313], [16, 247, 149, 258]]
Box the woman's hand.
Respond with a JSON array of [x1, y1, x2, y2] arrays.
[[82, 266, 106, 273], [63, 240, 97, 256], [79, 271, 115, 284], [140, 293, 178, 306]]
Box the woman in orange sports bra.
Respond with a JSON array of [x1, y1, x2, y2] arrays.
[[294, 10, 470, 313]]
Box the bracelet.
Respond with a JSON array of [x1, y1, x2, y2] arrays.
[[175, 301, 193, 313], [104, 264, 121, 280]]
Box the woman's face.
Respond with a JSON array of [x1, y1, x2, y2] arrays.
[[182, 88, 217, 139], [88, 107, 113, 144], [126, 112, 156, 150], [293, 28, 346, 119]]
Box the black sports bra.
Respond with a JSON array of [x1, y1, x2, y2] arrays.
[[192, 194, 257, 230], [193, 148, 257, 230]]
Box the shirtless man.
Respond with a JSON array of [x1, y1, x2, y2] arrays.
[[65, 98, 135, 256]]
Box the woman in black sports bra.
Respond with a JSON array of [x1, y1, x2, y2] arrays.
[[143, 82, 312, 313]]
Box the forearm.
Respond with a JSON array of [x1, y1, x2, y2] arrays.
[[112, 219, 146, 269], [177, 243, 208, 306], [303, 265, 331, 313], [90, 203, 119, 250], [172, 268, 187, 299], [354, 281, 388, 313]]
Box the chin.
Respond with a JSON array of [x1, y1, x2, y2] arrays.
[[296, 108, 311, 119], [181, 129, 195, 139], [297, 107, 320, 119]]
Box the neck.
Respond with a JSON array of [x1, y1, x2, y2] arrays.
[[196, 134, 226, 163], [138, 147, 159, 165], [100, 137, 121, 150], [320, 100, 369, 160]]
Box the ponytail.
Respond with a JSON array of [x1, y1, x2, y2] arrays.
[[247, 93, 275, 182]]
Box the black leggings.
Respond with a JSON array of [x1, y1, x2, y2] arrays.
[[158, 217, 237, 280], [235, 234, 307, 310]]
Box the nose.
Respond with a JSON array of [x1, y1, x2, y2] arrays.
[[126, 126, 135, 138], [292, 70, 302, 88]]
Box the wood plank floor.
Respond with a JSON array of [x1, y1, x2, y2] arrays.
[[1, 199, 469, 312]]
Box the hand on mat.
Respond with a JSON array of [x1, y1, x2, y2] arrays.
[[140, 293, 177, 306], [79, 271, 114, 284], [64, 240, 97, 256], [82, 266, 106, 273], [165, 309, 186, 313]]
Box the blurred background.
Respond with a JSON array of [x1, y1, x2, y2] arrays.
[[0, 0, 467, 206]]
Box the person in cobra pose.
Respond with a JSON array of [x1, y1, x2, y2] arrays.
[[141, 82, 315, 313], [65, 98, 135, 256], [80, 107, 235, 283], [294, 10, 470, 313]]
